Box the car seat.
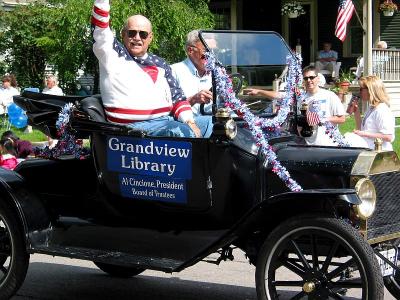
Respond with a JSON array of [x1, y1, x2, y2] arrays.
[[79, 95, 106, 122]]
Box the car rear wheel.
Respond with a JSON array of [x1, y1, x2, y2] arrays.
[[255, 216, 384, 300], [0, 201, 29, 299], [93, 262, 145, 278]]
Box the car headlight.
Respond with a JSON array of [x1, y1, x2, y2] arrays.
[[354, 178, 376, 220], [225, 119, 237, 140]]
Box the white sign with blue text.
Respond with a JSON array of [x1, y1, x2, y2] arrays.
[[107, 136, 192, 203]]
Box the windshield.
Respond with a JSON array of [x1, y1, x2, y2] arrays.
[[200, 30, 293, 66], [200, 30, 293, 88], [199, 31, 294, 114]]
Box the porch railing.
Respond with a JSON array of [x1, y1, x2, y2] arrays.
[[372, 48, 400, 81]]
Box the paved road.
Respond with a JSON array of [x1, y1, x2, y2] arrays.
[[12, 251, 396, 300]]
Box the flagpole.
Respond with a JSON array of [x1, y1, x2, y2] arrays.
[[354, 5, 366, 34]]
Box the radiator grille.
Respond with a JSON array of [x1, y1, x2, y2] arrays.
[[367, 171, 400, 240]]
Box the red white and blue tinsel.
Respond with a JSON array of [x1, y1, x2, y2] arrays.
[[34, 103, 86, 159], [205, 52, 303, 192], [324, 122, 350, 147]]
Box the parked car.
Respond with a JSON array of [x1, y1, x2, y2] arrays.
[[2, 30, 400, 300]]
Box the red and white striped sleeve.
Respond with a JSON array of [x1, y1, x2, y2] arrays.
[[91, 0, 110, 29], [91, 0, 114, 62], [171, 101, 193, 123]]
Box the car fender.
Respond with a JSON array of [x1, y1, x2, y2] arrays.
[[0, 169, 51, 248], [230, 189, 361, 241]]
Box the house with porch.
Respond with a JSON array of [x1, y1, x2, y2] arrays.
[[209, 0, 400, 115]]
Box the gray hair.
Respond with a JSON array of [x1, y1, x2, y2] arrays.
[[46, 74, 58, 84], [376, 41, 388, 49], [185, 30, 201, 49]]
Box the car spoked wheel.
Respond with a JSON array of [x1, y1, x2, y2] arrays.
[[255, 216, 384, 300], [383, 239, 400, 298], [0, 202, 29, 299]]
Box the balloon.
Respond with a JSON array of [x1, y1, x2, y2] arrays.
[[7, 103, 23, 119], [10, 113, 28, 129]]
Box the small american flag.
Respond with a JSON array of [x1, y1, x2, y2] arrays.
[[335, 0, 355, 42], [306, 111, 321, 126]]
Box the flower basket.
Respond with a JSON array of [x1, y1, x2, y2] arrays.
[[379, 0, 398, 16], [281, 1, 306, 18], [383, 10, 395, 16]]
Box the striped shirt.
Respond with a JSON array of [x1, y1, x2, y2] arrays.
[[91, 0, 193, 124]]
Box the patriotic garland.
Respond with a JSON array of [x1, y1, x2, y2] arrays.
[[34, 103, 87, 159], [324, 122, 350, 147], [205, 52, 303, 192]]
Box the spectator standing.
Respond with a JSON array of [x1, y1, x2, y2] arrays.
[[315, 42, 338, 73], [346, 75, 395, 150], [171, 30, 213, 116], [1, 130, 33, 159], [0, 74, 20, 115], [91, 0, 212, 138], [42, 75, 64, 96], [299, 65, 345, 146], [42, 74, 63, 148]]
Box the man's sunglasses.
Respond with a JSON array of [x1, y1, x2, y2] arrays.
[[127, 30, 149, 39], [303, 75, 317, 81]]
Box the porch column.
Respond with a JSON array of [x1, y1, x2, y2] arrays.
[[363, 0, 373, 75]]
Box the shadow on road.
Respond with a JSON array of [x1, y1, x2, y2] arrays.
[[13, 262, 256, 300]]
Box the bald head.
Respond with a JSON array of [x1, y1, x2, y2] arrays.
[[122, 14, 153, 57], [123, 15, 152, 33]]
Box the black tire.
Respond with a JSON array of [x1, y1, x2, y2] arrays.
[[383, 239, 400, 298], [0, 201, 29, 299], [255, 216, 384, 300], [93, 262, 145, 278]]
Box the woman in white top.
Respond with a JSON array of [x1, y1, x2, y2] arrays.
[[0, 75, 20, 115], [348, 75, 395, 150]]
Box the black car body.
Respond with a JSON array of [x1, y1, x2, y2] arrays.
[[0, 31, 399, 299]]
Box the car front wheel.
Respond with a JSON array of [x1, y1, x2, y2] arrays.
[[383, 239, 400, 298], [255, 216, 384, 300], [93, 262, 145, 278], [0, 201, 29, 299]]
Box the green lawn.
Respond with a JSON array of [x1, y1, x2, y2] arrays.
[[0, 117, 47, 142]]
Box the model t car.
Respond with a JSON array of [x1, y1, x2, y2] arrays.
[[1, 30, 400, 300]]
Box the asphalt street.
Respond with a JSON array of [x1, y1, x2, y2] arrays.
[[11, 251, 396, 300]]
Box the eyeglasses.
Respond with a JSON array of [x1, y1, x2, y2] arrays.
[[303, 75, 317, 81], [127, 30, 149, 40]]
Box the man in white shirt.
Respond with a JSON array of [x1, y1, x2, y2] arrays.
[[171, 30, 213, 116], [299, 65, 345, 146], [42, 75, 64, 96], [315, 42, 338, 73]]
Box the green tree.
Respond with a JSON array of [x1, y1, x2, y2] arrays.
[[0, 4, 52, 88], [0, 0, 214, 94]]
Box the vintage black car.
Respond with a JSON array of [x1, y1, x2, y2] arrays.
[[2, 31, 400, 300]]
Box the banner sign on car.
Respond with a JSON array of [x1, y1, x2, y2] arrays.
[[107, 136, 192, 203]]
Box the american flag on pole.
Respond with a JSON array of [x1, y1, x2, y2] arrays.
[[306, 100, 321, 126], [306, 111, 321, 126], [335, 0, 355, 42]]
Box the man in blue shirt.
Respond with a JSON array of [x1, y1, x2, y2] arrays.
[[316, 42, 338, 73], [171, 30, 213, 116]]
